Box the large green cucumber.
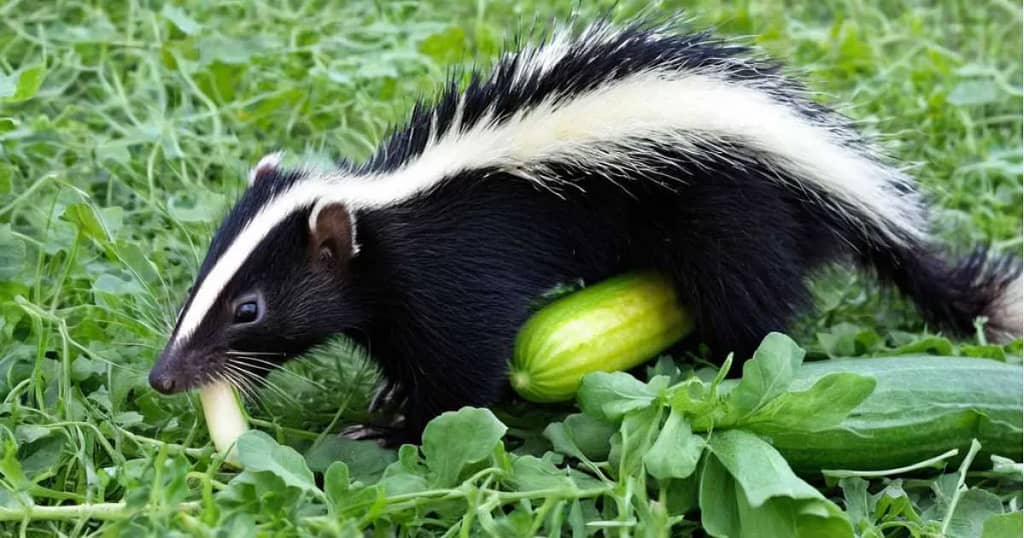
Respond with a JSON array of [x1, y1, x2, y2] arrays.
[[745, 356, 1023, 472], [510, 271, 694, 402]]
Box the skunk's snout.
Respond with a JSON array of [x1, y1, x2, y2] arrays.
[[149, 347, 189, 395], [149, 369, 179, 394]]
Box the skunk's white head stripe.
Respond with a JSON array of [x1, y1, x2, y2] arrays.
[[172, 24, 926, 345]]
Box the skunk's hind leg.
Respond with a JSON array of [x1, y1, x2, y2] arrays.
[[658, 236, 814, 360], [642, 180, 840, 359]]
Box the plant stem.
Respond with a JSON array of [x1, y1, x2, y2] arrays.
[[116, 426, 212, 459], [0, 501, 201, 522], [822, 448, 961, 479], [940, 440, 983, 535], [248, 418, 321, 440]]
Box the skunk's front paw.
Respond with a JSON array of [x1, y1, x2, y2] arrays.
[[339, 414, 412, 447], [368, 380, 407, 415]]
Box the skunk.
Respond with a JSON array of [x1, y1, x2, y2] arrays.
[[150, 21, 1023, 443]]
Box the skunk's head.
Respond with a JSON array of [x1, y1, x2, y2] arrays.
[[150, 155, 363, 394]]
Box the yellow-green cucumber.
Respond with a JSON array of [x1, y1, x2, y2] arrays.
[[739, 356, 1023, 472], [199, 381, 250, 467], [510, 271, 694, 402]]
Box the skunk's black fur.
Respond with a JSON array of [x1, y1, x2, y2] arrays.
[[351, 153, 1018, 440], [152, 21, 1023, 443]]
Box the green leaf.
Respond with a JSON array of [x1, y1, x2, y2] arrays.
[[322, 460, 381, 515], [509, 455, 577, 492], [418, 26, 467, 63], [378, 444, 429, 496], [726, 333, 805, 421], [62, 203, 111, 244], [816, 323, 884, 356], [219, 513, 257, 537], [93, 273, 143, 296], [948, 79, 999, 106], [568, 500, 587, 537], [838, 477, 872, 529], [113, 411, 144, 427], [946, 488, 1005, 538], [982, 512, 1023, 538], [698, 454, 747, 537], [304, 436, 396, 483], [421, 407, 506, 487], [577, 372, 658, 422], [323, 461, 350, 505], [161, 5, 201, 35], [700, 430, 854, 538], [14, 425, 50, 444], [220, 471, 289, 515], [893, 334, 955, 355], [959, 344, 1008, 361], [665, 474, 701, 515], [644, 408, 705, 480], [115, 242, 161, 284], [236, 431, 316, 493], [0, 65, 45, 103], [166, 191, 228, 223], [872, 480, 923, 526], [708, 430, 821, 506], [197, 35, 269, 65], [0, 439, 30, 491], [0, 227, 26, 281], [19, 436, 64, 476], [609, 405, 662, 478], [0, 164, 12, 194], [544, 413, 615, 462], [741, 372, 876, 433]]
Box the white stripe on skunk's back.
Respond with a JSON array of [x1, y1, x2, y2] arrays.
[[311, 68, 924, 237], [171, 23, 927, 346]]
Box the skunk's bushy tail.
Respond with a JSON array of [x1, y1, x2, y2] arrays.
[[866, 243, 1022, 342]]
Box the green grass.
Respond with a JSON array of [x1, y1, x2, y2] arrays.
[[0, 0, 1021, 535]]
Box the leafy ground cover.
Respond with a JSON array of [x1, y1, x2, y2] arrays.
[[0, 0, 1021, 535]]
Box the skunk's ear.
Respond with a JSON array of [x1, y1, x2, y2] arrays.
[[310, 203, 357, 267], [248, 152, 283, 186]]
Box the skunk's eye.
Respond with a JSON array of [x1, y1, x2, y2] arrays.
[[233, 301, 259, 324]]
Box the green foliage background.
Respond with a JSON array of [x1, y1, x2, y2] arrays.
[[0, 0, 1021, 535]]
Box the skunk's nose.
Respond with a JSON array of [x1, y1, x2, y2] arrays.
[[149, 369, 179, 394], [149, 349, 186, 394]]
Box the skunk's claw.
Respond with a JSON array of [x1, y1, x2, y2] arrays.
[[368, 380, 406, 414], [340, 414, 409, 447]]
